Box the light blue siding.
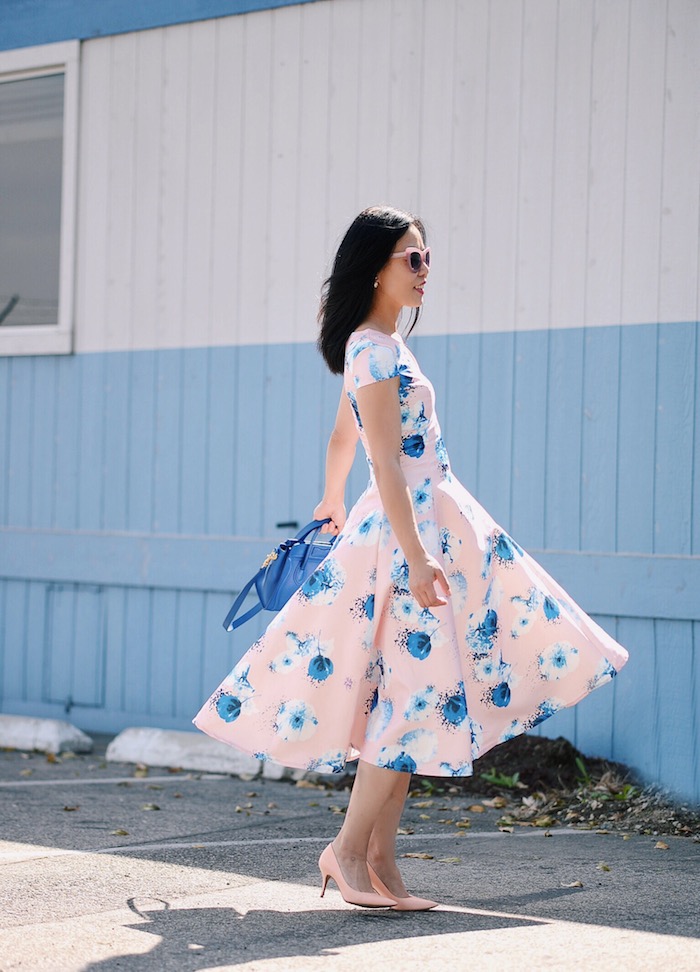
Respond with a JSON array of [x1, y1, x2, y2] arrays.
[[1, 321, 699, 802]]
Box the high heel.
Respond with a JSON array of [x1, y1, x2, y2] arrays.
[[318, 844, 396, 908], [367, 862, 439, 911]]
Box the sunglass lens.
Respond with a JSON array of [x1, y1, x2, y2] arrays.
[[409, 251, 422, 272], [424, 249, 430, 267]]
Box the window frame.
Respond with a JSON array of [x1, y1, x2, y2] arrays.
[[0, 41, 80, 356]]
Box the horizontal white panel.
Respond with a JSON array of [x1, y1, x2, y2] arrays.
[[70, 0, 700, 352]]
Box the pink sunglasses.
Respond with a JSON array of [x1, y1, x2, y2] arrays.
[[390, 246, 431, 273]]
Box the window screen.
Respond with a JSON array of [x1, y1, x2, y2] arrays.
[[0, 72, 64, 328]]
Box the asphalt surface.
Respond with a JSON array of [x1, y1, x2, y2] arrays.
[[1, 737, 699, 972]]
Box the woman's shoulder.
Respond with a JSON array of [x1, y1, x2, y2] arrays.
[[344, 328, 403, 387]]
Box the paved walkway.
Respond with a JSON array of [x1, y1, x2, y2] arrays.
[[1, 739, 698, 971]]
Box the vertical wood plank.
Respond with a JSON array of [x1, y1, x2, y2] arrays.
[[30, 357, 56, 529], [74, 37, 111, 353], [570, 613, 616, 756], [654, 618, 696, 798], [0, 358, 10, 526], [72, 585, 105, 707], [550, 0, 594, 328], [289, 342, 327, 523], [510, 328, 548, 547], [326, 0, 363, 221], [448, 0, 489, 332], [658, 0, 700, 324], [44, 584, 75, 706], [580, 326, 620, 550], [238, 13, 272, 346], [654, 323, 694, 554], [2, 581, 27, 701], [104, 35, 137, 350], [620, 0, 666, 325], [355, 0, 392, 209], [611, 616, 659, 779], [53, 355, 81, 529], [443, 333, 480, 490], [261, 344, 295, 532], [693, 330, 700, 556], [182, 20, 217, 349], [616, 323, 657, 553], [126, 350, 156, 532], [103, 587, 126, 717], [123, 587, 151, 715], [515, 0, 557, 331], [157, 24, 190, 349], [385, 0, 423, 211], [209, 15, 245, 349], [544, 327, 584, 549], [7, 360, 32, 527], [266, 5, 302, 346], [180, 347, 209, 533], [174, 590, 205, 717], [206, 346, 237, 535], [584, 0, 629, 326], [476, 330, 515, 527], [24, 582, 46, 702], [131, 28, 163, 352], [101, 352, 130, 530], [77, 353, 105, 530], [232, 345, 265, 536], [480, 0, 523, 332], [150, 589, 178, 718], [152, 349, 182, 533]]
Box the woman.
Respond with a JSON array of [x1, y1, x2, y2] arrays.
[[194, 206, 629, 912]]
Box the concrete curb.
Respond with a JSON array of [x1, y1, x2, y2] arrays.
[[0, 714, 93, 755], [105, 727, 309, 780]]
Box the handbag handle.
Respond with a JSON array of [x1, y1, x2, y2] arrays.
[[222, 518, 334, 633]]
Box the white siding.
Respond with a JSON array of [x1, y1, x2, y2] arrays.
[[73, 0, 700, 352]]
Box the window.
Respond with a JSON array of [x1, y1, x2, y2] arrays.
[[0, 42, 79, 355]]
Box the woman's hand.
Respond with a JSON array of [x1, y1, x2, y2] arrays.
[[313, 499, 346, 535], [407, 553, 451, 609]]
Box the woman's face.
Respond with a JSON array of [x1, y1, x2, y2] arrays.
[[375, 223, 429, 310]]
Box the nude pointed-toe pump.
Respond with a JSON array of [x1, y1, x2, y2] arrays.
[[319, 844, 396, 908], [367, 862, 439, 911]]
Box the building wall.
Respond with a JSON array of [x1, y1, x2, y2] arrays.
[[1, 0, 699, 800]]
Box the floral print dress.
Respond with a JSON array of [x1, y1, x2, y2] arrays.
[[193, 327, 629, 776]]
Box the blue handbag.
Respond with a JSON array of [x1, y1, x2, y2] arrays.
[[223, 518, 336, 631]]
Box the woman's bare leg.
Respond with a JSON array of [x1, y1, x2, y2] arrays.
[[332, 760, 407, 893], [366, 770, 412, 896]]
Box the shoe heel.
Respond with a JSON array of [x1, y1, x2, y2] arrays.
[[320, 872, 330, 898]]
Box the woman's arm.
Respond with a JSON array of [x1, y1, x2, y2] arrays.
[[355, 378, 450, 610], [313, 388, 359, 534]]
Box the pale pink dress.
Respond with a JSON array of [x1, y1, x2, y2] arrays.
[[193, 328, 629, 776]]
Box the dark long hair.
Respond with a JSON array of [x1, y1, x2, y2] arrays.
[[317, 205, 426, 374]]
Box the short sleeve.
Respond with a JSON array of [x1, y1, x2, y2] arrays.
[[347, 339, 400, 390]]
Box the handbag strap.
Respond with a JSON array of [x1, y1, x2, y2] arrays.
[[222, 518, 333, 632]]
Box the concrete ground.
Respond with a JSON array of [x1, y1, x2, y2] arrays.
[[1, 736, 698, 972]]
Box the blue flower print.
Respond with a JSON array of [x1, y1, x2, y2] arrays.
[[439, 761, 472, 777], [440, 681, 468, 727], [390, 555, 411, 593], [368, 345, 399, 382], [308, 651, 334, 682], [587, 658, 617, 691], [466, 607, 499, 657], [307, 750, 346, 774], [440, 527, 462, 564], [406, 631, 432, 660], [510, 587, 541, 638], [448, 570, 468, 612], [366, 698, 394, 741], [215, 692, 241, 723], [412, 478, 432, 512], [435, 435, 450, 473], [490, 681, 511, 707], [402, 433, 425, 458], [274, 699, 318, 742], [300, 558, 346, 606], [401, 400, 429, 432], [538, 641, 580, 680], [350, 511, 383, 546], [543, 595, 561, 622], [481, 543, 492, 579], [403, 686, 437, 721], [530, 697, 562, 726], [346, 391, 363, 428], [379, 751, 417, 773], [493, 530, 524, 566], [397, 363, 413, 401], [269, 631, 322, 674], [378, 729, 437, 771], [498, 718, 527, 743]]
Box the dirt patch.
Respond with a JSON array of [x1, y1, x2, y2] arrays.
[[333, 735, 700, 840]]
